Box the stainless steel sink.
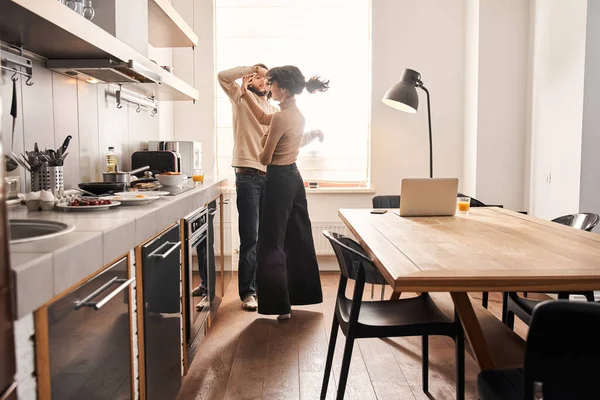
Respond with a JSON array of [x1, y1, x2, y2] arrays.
[[9, 219, 75, 244]]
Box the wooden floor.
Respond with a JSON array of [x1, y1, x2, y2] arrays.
[[177, 272, 529, 400]]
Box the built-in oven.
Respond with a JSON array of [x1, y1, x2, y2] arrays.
[[140, 223, 182, 400], [47, 257, 135, 399], [182, 207, 210, 373]]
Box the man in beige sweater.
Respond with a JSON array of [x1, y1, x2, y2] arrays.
[[217, 64, 275, 311], [218, 65, 323, 311]]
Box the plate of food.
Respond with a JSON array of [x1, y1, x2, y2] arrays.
[[104, 193, 160, 206], [57, 198, 121, 211]]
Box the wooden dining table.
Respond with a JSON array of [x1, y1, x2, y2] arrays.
[[338, 207, 600, 370]]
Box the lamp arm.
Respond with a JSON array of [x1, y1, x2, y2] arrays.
[[418, 84, 433, 178]]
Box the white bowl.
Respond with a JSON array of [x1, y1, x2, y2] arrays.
[[40, 200, 56, 211], [26, 200, 40, 211], [156, 174, 184, 187]]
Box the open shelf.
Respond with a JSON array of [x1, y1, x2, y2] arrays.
[[148, 0, 198, 48], [0, 0, 198, 101]]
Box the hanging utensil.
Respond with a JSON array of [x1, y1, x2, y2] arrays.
[[5, 78, 19, 171]]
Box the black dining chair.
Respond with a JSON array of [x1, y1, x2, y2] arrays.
[[503, 212, 600, 329], [371, 195, 400, 209], [478, 300, 600, 399], [552, 212, 599, 231], [321, 231, 465, 400]]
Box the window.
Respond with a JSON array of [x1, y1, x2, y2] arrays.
[[215, 0, 371, 186]]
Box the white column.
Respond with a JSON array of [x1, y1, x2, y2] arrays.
[[528, 0, 588, 219], [463, 0, 530, 211], [578, 1, 600, 222]]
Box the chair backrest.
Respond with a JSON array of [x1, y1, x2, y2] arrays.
[[523, 301, 600, 399], [322, 231, 387, 285], [372, 195, 400, 209], [551, 213, 600, 232], [373, 193, 503, 209], [456, 192, 504, 208]]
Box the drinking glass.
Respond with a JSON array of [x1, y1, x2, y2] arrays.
[[457, 196, 470, 214], [192, 169, 204, 184]]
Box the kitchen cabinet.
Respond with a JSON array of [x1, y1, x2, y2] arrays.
[[135, 223, 182, 400], [0, 0, 198, 101], [35, 255, 136, 400]]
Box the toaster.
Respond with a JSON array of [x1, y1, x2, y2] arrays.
[[148, 141, 202, 178], [131, 151, 179, 178]]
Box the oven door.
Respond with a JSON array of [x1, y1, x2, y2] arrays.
[[185, 225, 209, 367]]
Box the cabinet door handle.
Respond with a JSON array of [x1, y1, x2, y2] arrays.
[[148, 241, 181, 259], [223, 198, 231, 204], [74, 277, 135, 310]]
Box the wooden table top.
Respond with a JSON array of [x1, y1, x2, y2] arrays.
[[338, 207, 600, 293]]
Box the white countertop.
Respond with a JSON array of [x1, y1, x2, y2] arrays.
[[8, 178, 228, 318]]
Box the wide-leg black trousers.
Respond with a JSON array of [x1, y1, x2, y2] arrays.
[[256, 163, 323, 315]]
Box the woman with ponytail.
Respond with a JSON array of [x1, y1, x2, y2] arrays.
[[240, 65, 329, 319]]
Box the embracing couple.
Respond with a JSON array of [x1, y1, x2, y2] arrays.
[[217, 64, 328, 320]]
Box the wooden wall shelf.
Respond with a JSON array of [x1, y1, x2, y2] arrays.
[[148, 0, 198, 48], [0, 0, 198, 101]]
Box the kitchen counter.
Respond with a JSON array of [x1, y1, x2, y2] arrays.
[[8, 178, 228, 318]]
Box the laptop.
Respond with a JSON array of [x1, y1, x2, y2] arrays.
[[399, 178, 459, 217]]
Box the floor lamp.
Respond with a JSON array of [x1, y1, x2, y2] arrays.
[[382, 68, 433, 178]]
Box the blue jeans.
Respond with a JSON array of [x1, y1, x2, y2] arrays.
[[236, 172, 265, 300]]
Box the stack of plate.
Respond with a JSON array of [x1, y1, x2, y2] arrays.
[[103, 192, 164, 206]]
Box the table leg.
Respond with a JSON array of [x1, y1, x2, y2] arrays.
[[451, 292, 495, 370]]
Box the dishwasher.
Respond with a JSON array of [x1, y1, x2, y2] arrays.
[[140, 223, 182, 400], [47, 257, 135, 399]]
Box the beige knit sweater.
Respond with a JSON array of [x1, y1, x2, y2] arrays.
[[217, 66, 278, 172]]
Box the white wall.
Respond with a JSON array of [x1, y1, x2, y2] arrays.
[[463, 0, 479, 198], [172, 0, 217, 179], [371, 0, 466, 195], [472, 0, 529, 210], [579, 0, 600, 217], [529, 0, 588, 219]]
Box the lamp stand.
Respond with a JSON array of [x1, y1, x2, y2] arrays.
[[417, 83, 433, 178]]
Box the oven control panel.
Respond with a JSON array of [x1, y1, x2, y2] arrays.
[[190, 212, 207, 235]]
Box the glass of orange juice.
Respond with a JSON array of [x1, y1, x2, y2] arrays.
[[192, 169, 204, 184], [457, 196, 470, 214]]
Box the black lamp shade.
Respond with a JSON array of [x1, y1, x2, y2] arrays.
[[381, 68, 421, 113]]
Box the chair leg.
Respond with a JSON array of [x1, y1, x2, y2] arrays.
[[336, 334, 356, 400], [321, 316, 339, 400], [584, 291, 595, 302], [456, 330, 465, 400], [380, 284, 385, 300], [505, 310, 515, 330], [501, 292, 508, 324], [482, 292, 489, 308], [422, 335, 429, 393], [558, 292, 569, 300]]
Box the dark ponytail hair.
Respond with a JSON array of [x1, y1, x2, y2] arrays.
[[267, 65, 330, 95]]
